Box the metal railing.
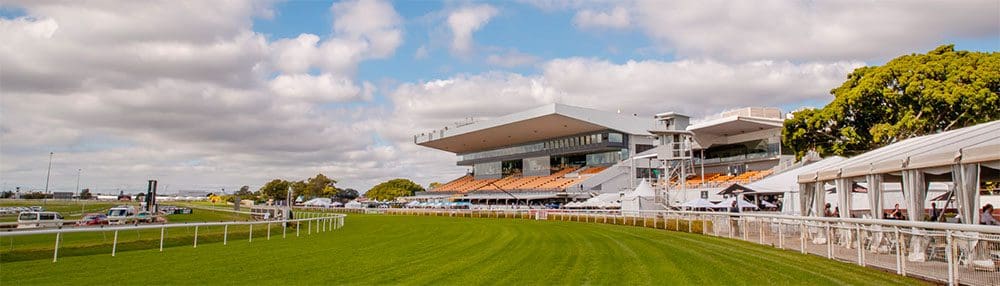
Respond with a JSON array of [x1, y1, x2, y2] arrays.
[[0, 211, 346, 262], [382, 208, 1000, 286]]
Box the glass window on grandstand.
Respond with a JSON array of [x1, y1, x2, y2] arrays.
[[586, 151, 623, 166], [608, 132, 624, 143]]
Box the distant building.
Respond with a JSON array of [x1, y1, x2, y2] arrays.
[[52, 192, 74, 200]]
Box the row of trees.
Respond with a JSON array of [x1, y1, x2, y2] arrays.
[[365, 179, 425, 201], [783, 45, 1000, 159], [0, 188, 92, 199], [241, 174, 359, 203]]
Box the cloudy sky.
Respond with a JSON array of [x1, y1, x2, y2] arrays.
[[0, 0, 997, 194]]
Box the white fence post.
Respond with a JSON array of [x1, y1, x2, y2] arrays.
[[53, 231, 61, 262], [249, 224, 253, 243], [759, 219, 765, 244], [946, 230, 955, 286], [223, 224, 228, 245], [893, 226, 906, 276], [159, 226, 165, 252], [267, 222, 271, 240], [826, 223, 833, 259], [112, 230, 119, 256], [194, 225, 199, 248], [799, 221, 806, 254], [855, 224, 863, 266], [778, 220, 784, 249]]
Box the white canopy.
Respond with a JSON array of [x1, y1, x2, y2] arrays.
[[748, 156, 846, 193], [626, 179, 656, 198], [567, 193, 621, 209], [303, 198, 333, 207], [680, 198, 716, 209], [799, 120, 1000, 183], [344, 200, 363, 209], [713, 197, 758, 209]]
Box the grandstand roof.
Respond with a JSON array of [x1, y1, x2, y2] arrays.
[[416, 103, 661, 154], [798, 120, 1000, 183], [687, 115, 783, 136]]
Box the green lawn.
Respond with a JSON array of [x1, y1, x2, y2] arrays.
[[0, 215, 923, 285]]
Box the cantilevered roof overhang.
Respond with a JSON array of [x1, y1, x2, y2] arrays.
[[688, 116, 784, 136], [415, 103, 658, 154]]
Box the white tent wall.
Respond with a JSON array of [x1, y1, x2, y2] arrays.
[[669, 188, 724, 205], [836, 178, 852, 218], [782, 190, 799, 215], [622, 179, 664, 214], [866, 174, 883, 219]]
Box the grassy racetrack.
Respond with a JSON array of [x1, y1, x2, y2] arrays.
[[1, 215, 924, 285]]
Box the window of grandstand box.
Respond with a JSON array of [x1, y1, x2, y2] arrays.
[[474, 162, 502, 179], [523, 156, 551, 176]]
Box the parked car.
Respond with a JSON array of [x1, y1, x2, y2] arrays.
[[107, 206, 136, 225], [76, 213, 108, 226], [17, 211, 64, 229], [134, 211, 154, 223]]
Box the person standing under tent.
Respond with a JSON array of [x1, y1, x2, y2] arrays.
[[929, 202, 940, 222], [981, 204, 999, 225]]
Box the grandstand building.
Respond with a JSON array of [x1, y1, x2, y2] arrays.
[[412, 103, 790, 206]]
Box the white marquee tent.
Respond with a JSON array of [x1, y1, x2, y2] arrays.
[[798, 119, 1000, 225], [622, 179, 661, 214]]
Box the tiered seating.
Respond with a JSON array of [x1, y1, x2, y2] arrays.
[[518, 167, 580, 189], [431, 165, 603, 193], [579, 166, 607, 175], [432, 175, 473, 192], [676, 170, 776, 188], [684, 173, 721, 188]]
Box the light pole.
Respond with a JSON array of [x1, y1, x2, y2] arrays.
[[76, 168, 82, 198], [44, 152, 53, 204]]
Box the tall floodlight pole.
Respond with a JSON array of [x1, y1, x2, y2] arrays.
[[44, 152, 53, 204], [76, 169, 82, 198]]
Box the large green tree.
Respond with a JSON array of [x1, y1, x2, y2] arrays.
[[305, 173, 339, 198], [259, 179, 291, 201], [783, 45, 1000, 158], [365, 179, 425, 201]]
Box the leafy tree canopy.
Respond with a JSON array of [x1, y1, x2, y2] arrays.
[[365, 179, 425, 201], [335, 188, 359, 202], [259, 179, 292, 200], [783, 45, 999, 158], [79, 188, 92, 199], [234, 185, 253, 197]]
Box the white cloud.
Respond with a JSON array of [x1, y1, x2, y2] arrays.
[[270, 34, 322, 74], [485, 50, 541, 67], [573, 6, 630, 29], [446, 4, 498, 55], [331, 0, 403, 58], [269, 73, 370, 103], [530, 0, 1000, 61], [631, 0, 1000, 61], [414, 45, 430, 59]]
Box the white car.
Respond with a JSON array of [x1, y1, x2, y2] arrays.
[[107, 206, 136, 225], [17, 211, 64, 229]]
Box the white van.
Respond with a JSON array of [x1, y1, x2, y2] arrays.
[[107, 206, 136, 225], [17, 211, 65, 229]]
